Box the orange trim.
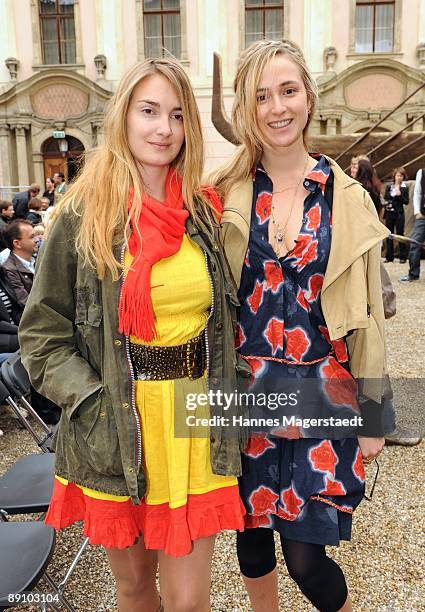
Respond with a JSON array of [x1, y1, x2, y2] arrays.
[[241, 351, 333, 367], [45, 479, 245, 557], [310, 495, 353, 514]]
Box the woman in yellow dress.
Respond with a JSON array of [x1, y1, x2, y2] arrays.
[[19, 58, 247, 612]]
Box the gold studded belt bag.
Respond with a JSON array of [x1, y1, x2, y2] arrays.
[[130, 331, 207, 381]]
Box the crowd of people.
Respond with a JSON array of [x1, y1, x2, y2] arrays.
[[0, 173, 68, 426], [349, 154, 425, 279], [0, 40, 423, 612]]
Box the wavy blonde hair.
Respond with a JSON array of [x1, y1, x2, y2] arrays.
[[212, 39, 318, 197], [58, 58, 213, 280]]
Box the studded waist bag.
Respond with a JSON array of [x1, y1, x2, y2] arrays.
[[130, 331, 207, 381]]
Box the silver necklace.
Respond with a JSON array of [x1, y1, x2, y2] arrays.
[[268, 155, 309, 253]]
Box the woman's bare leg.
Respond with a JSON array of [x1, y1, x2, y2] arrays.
[[158, 535, 215, 612], [242, 569, 279, 612], [105, 535, 160, 612]]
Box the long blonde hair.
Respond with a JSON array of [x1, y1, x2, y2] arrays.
[[212, 39, 318, 197], [58, 58, 212, 280]]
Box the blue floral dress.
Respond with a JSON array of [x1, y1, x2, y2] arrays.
[[236, 155, 366, 546]]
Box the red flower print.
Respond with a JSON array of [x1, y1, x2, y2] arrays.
[[284, 326, 310, 361], [264, 261, 284, 293], [320, 357, 358, 410], [235, 323, 246, 349], [318, 325, 331, 344], [306, 203, 321, 232], [305, 273, 324, 302], [296, 288, 309, 312], [264, 318, 284, 355], [245, 514, 273, 528], [256, 192, 272, 224], [309, 440, 338, 476], [306, 170, 327, 185], [297, 239, 318, 271], [248, 280, 264, 314], [332, 339, 349, 362], [281, 484, 303, 516], [244, 434, 276, 458], [248, 357, 266, 380], [290, 233, 312, 260], [276, 506, 296, 521], [320, 476, 346, 496], [249, 486, 279, 515], [353, 447, 365, 482], [244, 249, 250, 267], [318, 325, 347, 360]]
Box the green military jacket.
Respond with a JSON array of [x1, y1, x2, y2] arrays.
[[19, 209, 250, 504]]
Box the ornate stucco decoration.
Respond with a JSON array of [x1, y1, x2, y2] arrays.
[[416, 43, 425, 70], [5, 57, 19, 81], [324, 47, 337, 73], [94, 54, 107, 79], [31, 84, 89, 120]]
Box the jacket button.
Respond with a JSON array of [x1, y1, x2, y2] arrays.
[[211, 377, 219, 386], [122, 402, 129, 409], [114, 339, 122, 347], [216, 322, 223, 331], [99, 411, 106, 419], [127, 467, 134, 474]]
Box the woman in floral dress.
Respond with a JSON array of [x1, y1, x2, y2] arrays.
[[213, 40, 387, 611]]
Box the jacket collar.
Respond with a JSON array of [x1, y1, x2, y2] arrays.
[[222, 155, 388, 290]]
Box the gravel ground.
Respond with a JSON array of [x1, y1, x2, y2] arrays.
[[0, 261, 424, 611]]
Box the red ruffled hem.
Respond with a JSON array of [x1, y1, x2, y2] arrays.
[[45, 480, 245, 557]]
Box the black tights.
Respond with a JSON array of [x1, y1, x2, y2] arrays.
[[237, 528, 348, 612]]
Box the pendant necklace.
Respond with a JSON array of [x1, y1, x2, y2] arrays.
[[269, 155, 310, 254]]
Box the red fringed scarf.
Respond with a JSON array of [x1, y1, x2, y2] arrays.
[[118, 168, 189, 341]]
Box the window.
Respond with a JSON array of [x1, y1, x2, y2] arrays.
[[143, 0, 181, 59], [355, 0, 395, 52], [39, 0, 76, 64], [245, 0, 284, 47]]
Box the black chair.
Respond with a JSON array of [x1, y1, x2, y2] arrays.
[[0, 354, 88, 609], [0, 521, 58, 611], [0, 453, 55, 514], [1, 350, 55, 452]]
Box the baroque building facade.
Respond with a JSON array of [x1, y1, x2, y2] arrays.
[[1, 0, 425, 192]]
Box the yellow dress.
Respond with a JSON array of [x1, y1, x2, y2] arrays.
[[46, 235, 245, 556]]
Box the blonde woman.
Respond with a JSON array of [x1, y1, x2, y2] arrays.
[[19, 58, 247, 612], [213, 40, 388, 611]]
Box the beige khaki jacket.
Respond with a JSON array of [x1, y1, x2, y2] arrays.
[[220, 157, 390, 404]]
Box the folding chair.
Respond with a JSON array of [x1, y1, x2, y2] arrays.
[[0, 520, 79, 611], [1, 350, 55, 452], [0, 354, 89, 609]]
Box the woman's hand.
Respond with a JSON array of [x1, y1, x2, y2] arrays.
[[358, 436, 384, 461]]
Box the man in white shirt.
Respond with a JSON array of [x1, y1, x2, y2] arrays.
[[400, 168, 425, 282], [2, 220, 37, 306]]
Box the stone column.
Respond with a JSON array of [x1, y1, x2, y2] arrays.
[[32, 152, 44, 188], [327, 118, 337, 136], [0, 125, 11, 189], [14, 125, 29, 187]]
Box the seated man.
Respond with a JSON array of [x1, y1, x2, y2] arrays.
[[2, 220, 37, 307], [12, 183, 40, 219]]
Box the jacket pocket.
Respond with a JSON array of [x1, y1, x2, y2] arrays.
[[72, 389, 123, 476], [75, 286, 103, 373]]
